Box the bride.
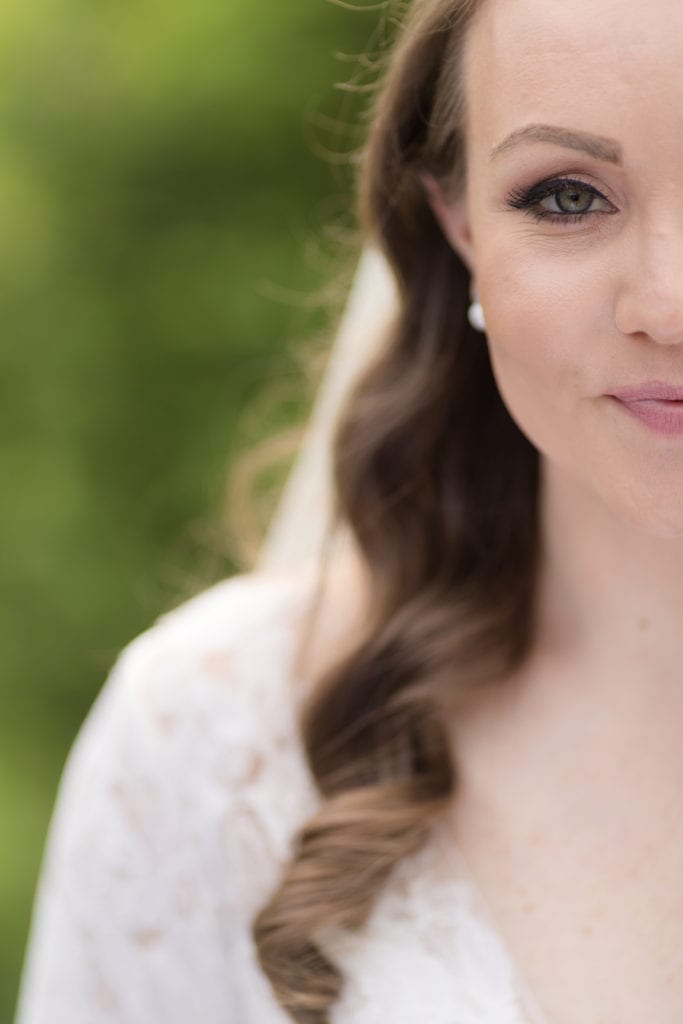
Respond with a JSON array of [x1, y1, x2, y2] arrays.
[[15, 0, 683, 1022]]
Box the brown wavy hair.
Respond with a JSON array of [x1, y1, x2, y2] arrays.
[[252, 0, 541, 1020]]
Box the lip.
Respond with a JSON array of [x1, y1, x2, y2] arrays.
[[607, 394, 683, 438], [608, 380, 683, 402]]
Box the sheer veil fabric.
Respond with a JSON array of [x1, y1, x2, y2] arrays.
[[256, 246, 398, 575]]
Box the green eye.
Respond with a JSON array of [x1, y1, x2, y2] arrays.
[[548, 186, 595, 215], [506, 177, 615, 225]]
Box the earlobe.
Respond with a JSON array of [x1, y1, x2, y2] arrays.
[[420, 171, 475, 273]]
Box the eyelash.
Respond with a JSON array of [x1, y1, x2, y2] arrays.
[[505, 176, 613, 225]]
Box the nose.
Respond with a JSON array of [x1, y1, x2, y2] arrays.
[[614, 222, 683, 345]]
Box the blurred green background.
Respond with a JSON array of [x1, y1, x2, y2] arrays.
[[1, 1, 378, 1016]]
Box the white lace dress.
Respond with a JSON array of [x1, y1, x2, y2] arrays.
[[15, 566, 550, 1024]]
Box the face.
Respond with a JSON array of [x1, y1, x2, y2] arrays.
[[428, 0, 683, 537]]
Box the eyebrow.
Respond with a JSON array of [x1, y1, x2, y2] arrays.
[[490, 124, 623, 165]]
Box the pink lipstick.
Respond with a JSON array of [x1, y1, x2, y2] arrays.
[[607, 381, 683, 438]]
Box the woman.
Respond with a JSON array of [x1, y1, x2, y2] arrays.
[[15, 0, 683, 1021]]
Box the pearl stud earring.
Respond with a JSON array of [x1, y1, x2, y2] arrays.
[[468, 288, 486, 332]]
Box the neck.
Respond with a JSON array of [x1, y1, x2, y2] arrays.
[[448, 456, 683, 836], [531, 456, 683, 702]]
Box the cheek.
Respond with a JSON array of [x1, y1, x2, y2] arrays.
[[479, 264, 593, 454], [470, 225, 683, 537]]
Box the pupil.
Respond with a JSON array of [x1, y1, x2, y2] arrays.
[[560, 188, 588, 213]]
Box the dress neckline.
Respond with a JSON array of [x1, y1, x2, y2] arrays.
[[435, 810, 552, 1024]]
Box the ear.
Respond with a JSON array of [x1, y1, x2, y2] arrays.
[[420, 172, 476, 274]]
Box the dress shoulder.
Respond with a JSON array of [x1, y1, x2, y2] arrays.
[[15, 566, 326, 1024], [16, 559, 556, 1024]]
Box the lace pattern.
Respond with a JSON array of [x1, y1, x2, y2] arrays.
[[16, 567, 546, 1024]]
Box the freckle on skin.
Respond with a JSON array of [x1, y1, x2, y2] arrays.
[[637, 617, 650, 631], [581, 923, 594, 937]]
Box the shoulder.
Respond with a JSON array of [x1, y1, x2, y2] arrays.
[[40, 565, 332, 930], [109, 539, 372, 724], [17, 554, 372, 1024], [122, 562, 321, 679], [68, 566, 314, 768], [74, 550, 370, 835], [55, 547, 373, 866], [86, 562, 326, 790]]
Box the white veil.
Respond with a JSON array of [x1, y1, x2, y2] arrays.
[[256, 245, 398, 575]]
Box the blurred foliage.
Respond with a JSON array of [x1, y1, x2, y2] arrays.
[[1, 0, 381, 1016]]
